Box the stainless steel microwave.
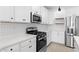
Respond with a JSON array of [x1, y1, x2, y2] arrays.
[[30, 12, 42, 23]]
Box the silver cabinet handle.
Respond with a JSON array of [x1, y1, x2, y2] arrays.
[[11, 17, 14, 19], [29, 45, 32, 48], [10, 48, 13, 51], [29, 40, 31, 42], [22, 19, 26, 21]]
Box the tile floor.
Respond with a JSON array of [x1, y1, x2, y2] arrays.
[[47, 42, 74, 52]]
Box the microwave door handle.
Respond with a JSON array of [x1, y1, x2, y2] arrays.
[[30, 12, 32, 23]]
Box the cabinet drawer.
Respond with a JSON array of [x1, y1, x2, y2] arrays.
[[0, 44, 19, 52], [21, 44, 36, 52], [20, 38, 36, 52], [21, 39, 32, 48]]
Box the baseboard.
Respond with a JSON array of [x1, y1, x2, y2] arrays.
[[47, 42, 52, 47], [51, 41, 65, 46], [47, 41, 65, 47]]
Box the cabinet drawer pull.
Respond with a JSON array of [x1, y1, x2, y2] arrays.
[[29, 40, 31, 42], [11, 17, 13, 19], [22, 19, 26, 21], [29, 45, 32, 48], [10, 48, 13, 51]]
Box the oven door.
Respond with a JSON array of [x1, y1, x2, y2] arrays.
[[36, 37, 47, 52], [30, 12, 41, 23]]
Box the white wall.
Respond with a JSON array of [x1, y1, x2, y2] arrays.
[[66, 7, 79, 16]]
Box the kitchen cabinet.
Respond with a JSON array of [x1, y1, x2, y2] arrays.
[[47, 35, 51, 46], [47, 31, 52, 46], [0, 6, 49, 24], [52, 18, 65, 44], [20, 38, 36, 52], [52, 31, 64, 44], [41, 7, 48, 24], [74, 39, 79, 52], [14, 6, 32, 23], [32, 6, 41, 14], [0, 37, 36, 52], [0, 44, 19, 52], [0, 6, 14, 22], [59, 32, 64, 44]]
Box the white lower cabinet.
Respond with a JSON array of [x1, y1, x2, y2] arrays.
[[47, 31, 52, 46], [20, 38, 36, 52], [0, 44, 19, 52], [74, 40, 79, 52], [52, 31, 64, 44], [21, 44, 35, 52], [0, 37, 36, 52]]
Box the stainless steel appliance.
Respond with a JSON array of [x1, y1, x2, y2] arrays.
[[75, 16, 79, 36], [26, 27, 38, 35], [26, 27, 47, 52], [65, 16, 76, 48], [30, 12, 42, 23]]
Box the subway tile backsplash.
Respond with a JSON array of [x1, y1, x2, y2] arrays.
[[0, 23, 29, 37], [0, 23, 49, 40]]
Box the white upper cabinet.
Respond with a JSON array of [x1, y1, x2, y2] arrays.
[[32, 6, 41, 14], [40, 7, 48, 24], [0, 6, 50, 24], [0, 6, 14, 22], [14, 6, 32, 23]]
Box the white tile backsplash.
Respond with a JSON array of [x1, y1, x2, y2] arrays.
[[0, 23, 29, 38], [0, 23, 50, 40]]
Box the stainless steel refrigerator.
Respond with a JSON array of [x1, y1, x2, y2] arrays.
[[75, 16, 79, 36], [65, 16, 76, 48]]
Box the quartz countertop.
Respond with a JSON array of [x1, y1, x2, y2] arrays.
[[0, 34, 36, 49]]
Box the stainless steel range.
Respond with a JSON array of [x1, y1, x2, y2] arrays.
[[26, 27, 47, 52]]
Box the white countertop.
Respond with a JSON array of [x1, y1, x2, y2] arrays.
[[0, 34, 36, 49], [74, 36, 79, 46]]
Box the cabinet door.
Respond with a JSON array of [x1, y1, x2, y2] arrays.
[[32, 6, 41, 14], [74, 40, 79, 52], [59, 32, 64, 44], [47, 31, 51, 46], [54, 32, 64, 44], [0, 44, 19, 52], [21, 44, 35, 52], [20, 38, 36, 52], [14, 6, 31, 23], [41, 7, 48, 24], [52, 31, 64, 44], [0, 6, 14, 21], [30, 38, 36, 52]]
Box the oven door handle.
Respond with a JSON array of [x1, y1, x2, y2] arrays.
[[38, 37, 46, 41]]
